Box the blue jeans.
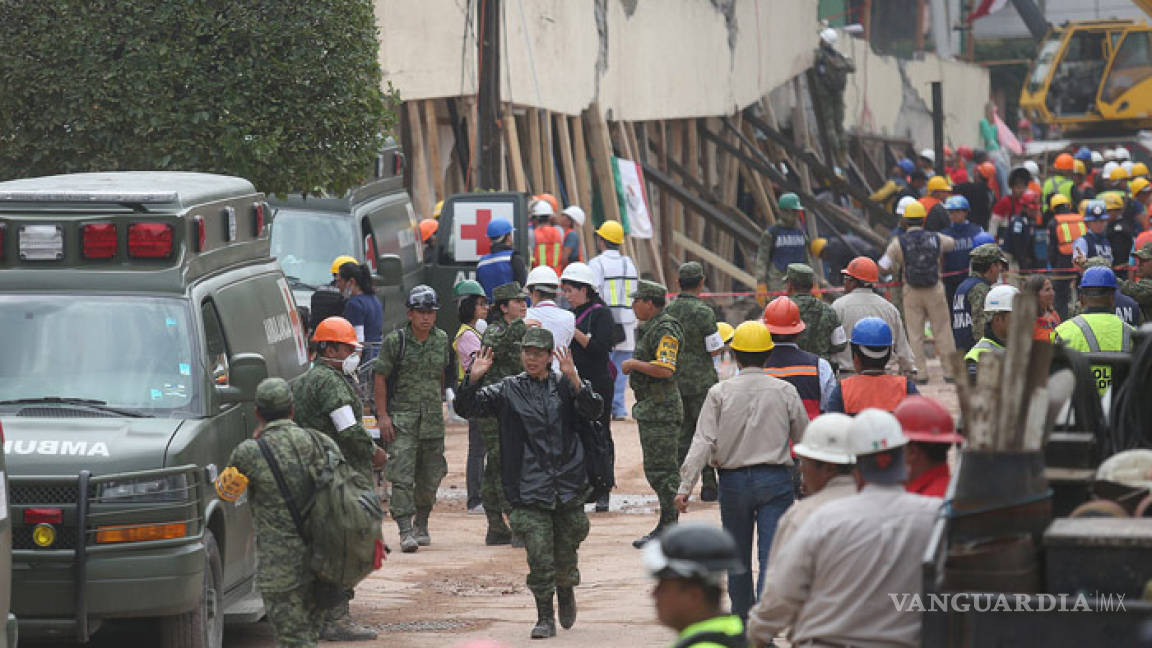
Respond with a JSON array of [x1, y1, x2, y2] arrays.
[[717, 464, 795, 619], [610, 350, 632, 417]]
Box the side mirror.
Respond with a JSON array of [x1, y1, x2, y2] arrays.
[[375, 253, 403, 287], [216, 353, 269, 405]]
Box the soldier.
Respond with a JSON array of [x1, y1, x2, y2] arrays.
[[810, 27, 855, 167], [215, 378, 338, 648], [663, 261, 724, 503], [622, 280, 684, 548], [950, 243, 1007, 354], [784, 263, 847, 363], [756, 193, 808, 301], [373, 285, 451, 553], [1120, 242, 1152, 322]]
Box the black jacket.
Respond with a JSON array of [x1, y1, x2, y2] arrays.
[[569, 301, 615, 388], [456, 372, 603, 507]]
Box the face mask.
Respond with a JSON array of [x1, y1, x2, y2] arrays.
[[475, 319, 488, 334], [342, 287, 353, 298], [342, 352, 361, 375]]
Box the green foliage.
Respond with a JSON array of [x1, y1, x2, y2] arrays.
[[0, 0, 399, 195]]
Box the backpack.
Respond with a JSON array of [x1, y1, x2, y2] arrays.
[[899, 230, 941, 287], [577, 416, 615, 502], [257, 433, 386, 602]]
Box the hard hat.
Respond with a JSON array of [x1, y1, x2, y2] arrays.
[[1023, 160, 1040, 177], [820, 27, 838, 45], [1091, 151, 1104, 165], [560, 261, 596, 286], [596, 220, 625, 244], [903, 201, 927, 220], [487, 218, 514, 239], [944, 195, 970, 211], [1081, 266, 1117, 289], [951, 168, 970, 184], [842, 256, 879, 283], [1075, 147, 1093, 161], [894, 396, 963, 444], [406, 284, 440, 310], [945, 146, 954, 157], [534, 193, 560, 215], [312, 317, 361, 348], [972, 232, 996, 247], [1019, 190, 1040, 207], [895, 195, 918, 216], [526, 265, 560, 289], [1122, 161, 1135, 176], [433, 200, 444, 219], [849, 408, 909, 455], [1132, 162, 1149, 178], [1083, 200, 1106, 221], [1073, 159, 1087, 175], [330, 255, 358, 275], [1115, 146, 1131, 161], [850, 316, 893, 347], [1095, 449, 1152, 490], [957, 146, 974, 159], [778, 192, 804, 211], [984, 284, 1019, 313], [1107, 162, 1128, 180], [1102, 192, 1125, 211], [1052, 154, 1073, 172], [453, 279, 486, 299], [898, 158, 916, 175], [419, 218, 438, 243], [1104, 148, 1117, 161], [716, 321, 735, 345], [926, 175, 951, 193], [730, 320, 774, 353], [643, 523, 744, 585], [1049, 193, 1071, 210], [794, 413, 856, 464], [561, 205, 586, 227], [919, 148, 936, 163], [810, 237, 828, 257], [762, 297, 806, 335], [1131, 177, 1152, 195], [530, 199, 555, 218], [977, 161, 997, 180]]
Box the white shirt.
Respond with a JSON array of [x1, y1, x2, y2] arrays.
[[831, 287, 917, 374], [588, 249, 638, 351], [525, 300, 575, 369]]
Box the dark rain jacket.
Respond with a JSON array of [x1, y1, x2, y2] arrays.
[[456, 371, 602, 507]]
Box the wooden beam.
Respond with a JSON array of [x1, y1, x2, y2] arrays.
[[739, 162, 773, 226], [501, 105, 528, 192], [555, 114, 579, 208], [570, 115, 596, 255], [583, 103, 624, 226], [527, 108, 544, 191], [673, 231, 756, 287], [404, 101, 430, 220], [685, 120, 701, 244], [541, 109, 557, 196], [462, 96, 480, 190], [667, 121, 685, 258], [642, 162, 760, 247], [423, 99, 445, 201]]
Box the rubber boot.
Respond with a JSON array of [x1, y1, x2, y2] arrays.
[[397, 516, 419, 553], [413, 507, 431, 546], [530, 596, 556, 639], [485, 510, 512, 546], [556, 587, 576, 629], [632, 522, 665, 549]]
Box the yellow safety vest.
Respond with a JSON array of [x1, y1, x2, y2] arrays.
[[1053, 313, 1134, 396], [453, 323, 480, 383], [964, 337, 1004, 365], [602, 256, 637, 309]]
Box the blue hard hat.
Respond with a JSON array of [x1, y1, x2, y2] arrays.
[[486, 218, 514, 239], [898, 158, 916, 175], [1075, 147, 1093, 161], [973, 232, 996, 247], [1081, 266, 1117, 288], [851, 317, 894, 347], [1083, 200, 1106, 222], [944, 195, 970, 211]]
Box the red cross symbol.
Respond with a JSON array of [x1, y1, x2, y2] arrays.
[[460, 208, 494, 256]]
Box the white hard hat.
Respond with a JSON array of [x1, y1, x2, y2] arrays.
[[1023, 160, 1039, 178], [1103, 161, 1120, 178], [848, 409, 908, 456], [919, 148, 936, 163], [560, 261, 596, 286], [1095, 449, 1152, 489], [820, 27, 837, 45], [1122, 160, 1135, 175], [561, 205, 586, 227], [1091, 151, 1104, 164], [1114, 146, 1131, 161], [1104, 148, 1117, 162], [984, 284, 1019, 313], [526, 265, 560, 289], [895, 196, 918, 216], [531, 200, 555, 218], [794, 414, 856, 465]]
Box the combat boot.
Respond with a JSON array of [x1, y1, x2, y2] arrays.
[[397, 516, 419, 553], [556, 586, 576, 629], [413, 507, 432, 546], [530, 596, 556, 639], [485, 510, 512, 545], [632, 522, 665, 549], [321, 616, 378, 641]]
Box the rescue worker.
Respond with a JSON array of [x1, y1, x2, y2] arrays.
[[941, 194, 984, 304], [478, 218, 528, 299], [1132, 177, 1152, 230], [918, 175, 952, 232], [755, 193, 808, 301], [452, 280, 490, 514], [309, 255, 356, 332], [950, 243, 1007, 354], [419, 218, 438, 261], [784, 263, 847, 362], [762, 297, 837, 419], [647, 524, 746, 647], [1101, 191, 1136, 280], [880, 200, 958, 383], [1072, 159, 1094, 205], [964, 284, 1018, 381], [215, 378, 340, 648], [1120, 242, 1152, 323], [675, 320, 807, 620], [622, 280, 684, 548], [991, 167, 1032, 240], [1076, 257, 1141, 327], [1048, 193, 1085, 319], [954, 161, 996, 231], [1072, 200, 1112, 267], [1002, 190, 1040, 270], [587, 220, 638, 420], [1042, 152, 1076, 207], [1054, 266, 1136, 397], [830, 256, 917, 377], [896, 395, 962, 497], [529, 199, 565, 275], [812, 233, 880, 286], [664, 262, 724, 503], [826, 318, 919, 414], [525, 265, 576, 367], [810, 27, 854, 166], [337, 261, 383, 359], [373, 285, 451, 553], [457, 329, 602, 639], [559, 205, 586, 265], [748, 409, 940, 648]]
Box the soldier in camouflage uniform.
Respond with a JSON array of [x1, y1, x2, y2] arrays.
[[663, 262, 723, 502], [477, 281, 529, 545], [1120, 242, 1152, 322], [966, 244, 1007, 342], [373, 285, 451, 553], [785, 263, 847, 363], [215, 378, 341, 648], [622, 280, 684, 549], [756, 194, 810, 302]]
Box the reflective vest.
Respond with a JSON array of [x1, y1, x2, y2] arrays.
[[601, 255, 638, 311], [453, 324, 480, 383], [1114, 290, 1141, 327], [950, 276, 988, 353], [532, 224, 565, 275], [1053, 212, 1087, 256], [763, 345, 822, 420], [1042, 175, 1074, 208], [768, 225, 808, 272], [477, 249, 515, 299], [963, 337, 1003, 366], [1080, 231, 1113, 264], [841, 373, 908, 414], [942, 222, 984, 275], [1053, 313, 1134, 396]]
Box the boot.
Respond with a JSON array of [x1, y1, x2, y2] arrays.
[[397, 516, 419, 553], [413, 507, 432, 546], [632, 523, 665, 549], [485, 510, 512, 546], [530, 596, 556, 639], [321, 615, 378, 641], [594, 493, 610, 512], [556, 587, 576, 629], [511, 532, 525, 548]]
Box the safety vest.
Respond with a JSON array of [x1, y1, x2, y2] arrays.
[[1053, 313, 1134, 396], [601, 255, 638, 311], [841, 373, 907, 415], [943, 222, 984, 275], [1080, 231, 1113, 265], [1053, 212, 1087, 256], [950, 276, 988, 353], [453, 324, 480, 383], [763, 345, 822, 420], [532, 224, 565, 275], [963, 337, 1004, 366], [1115, 291, 1141, 327], [769, 225, 808, 272], [477, 249, 515, 299], [1042, 175, 1074, 208]]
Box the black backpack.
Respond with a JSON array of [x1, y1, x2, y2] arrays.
[[576, 416, 614, 502], [899, 230, 941, 288]]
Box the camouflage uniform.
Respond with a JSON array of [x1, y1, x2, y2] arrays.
[[292, 363, 374, 482], [1120, 243, 1152, 322], [967, 275, 992, 341], [785, 264, 847, 362], [508, 497, 590, 603], [630, 281, 684, 528]]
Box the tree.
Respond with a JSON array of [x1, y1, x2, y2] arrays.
[[0, 0, 399, 195]]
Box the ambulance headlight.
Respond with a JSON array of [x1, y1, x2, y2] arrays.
[[99, 474, 189, 503]]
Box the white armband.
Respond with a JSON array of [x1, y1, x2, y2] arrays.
[[878, 254, 893, 271], [704, 332, 724, 353], [329, 405, 357, 432], [830, 326, 847, 346]]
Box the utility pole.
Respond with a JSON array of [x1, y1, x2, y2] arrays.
[[477, 0, 502, 190]]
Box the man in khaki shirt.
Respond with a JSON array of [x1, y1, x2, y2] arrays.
[[675, 321, 809, 619], [831, 256, 917, 376]]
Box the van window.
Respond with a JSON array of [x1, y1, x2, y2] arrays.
[[201, 300, 230, 387], [271, 210, 360, 289], [212, 275, 310, 380]]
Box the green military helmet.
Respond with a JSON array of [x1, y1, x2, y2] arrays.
[[521, 327, 555, 350], [630, 279, 668, 301], [492, 281, 528, 302], [786, 263, 815, 283], [453, 279, 485, 299], [1133, 242, 1152, 261], [969, 243, 1006, 265], [255, 377, 294, 412], [678, 261, 704, 281], [777, 193, 804, 211]]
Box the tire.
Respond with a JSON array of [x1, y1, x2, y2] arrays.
[[160, 530, 224, 648]]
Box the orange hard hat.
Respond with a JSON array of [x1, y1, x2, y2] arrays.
[[762, 297, 806, 335], [419, 218, 438, 243], [1053, 153, 1075, 172], [312, 317, 361, 348], [842, 256, 879, 283], [977, 161, 997, 180], [894, 395, 964, 444], [534, 193, 560, 215]]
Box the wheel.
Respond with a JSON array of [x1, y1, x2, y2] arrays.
[[160, 530, 223, 648]]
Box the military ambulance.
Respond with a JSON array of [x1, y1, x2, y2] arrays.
[[0, 172, 308, 646]]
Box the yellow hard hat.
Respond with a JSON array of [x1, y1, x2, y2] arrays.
[[1078, 199, 1091, 216], [433, 200, 444, 219], [729, 320, 774, 353], [1110, 165, 1130, 181], [810, 237, 828, 258], [903, 201, 928, 220], [330, 255, 358, 274], [926, 176, 952, 193], [1132, 162, 1149, 178], [1131, 177, 1152, 195], [1049, 194, 1071, 210], [596, 220, 625, 245], [716, 322, 735, 345], [1102, 192, 1125, 211], [1073, 159, 1087, 175]]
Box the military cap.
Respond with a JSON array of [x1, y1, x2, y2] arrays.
[[630, 279, 668, 301], [255, 378, 293, 411], [1082, 256, 1111, 270], [521, 327, 555, 350], [492, 281, 528, 302], [1134, 242, 1152, 261], [969, 243, 1007, 264], [786, 263, 815, 282], [678, 261, 704, 281]]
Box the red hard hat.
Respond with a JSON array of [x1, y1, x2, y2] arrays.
[[842, 256, 879, 283], [950, 168, 970, 184], [762, 297, 806, 335], [1054, 153, 1075, 172], [957, 146, 974, 160], [894, 395, 963, 444], [1020, 190, 1039, 207], [977, 161, 996, 179]]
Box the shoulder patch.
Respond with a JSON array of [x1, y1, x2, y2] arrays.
[[653, 335, 679, 370]]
